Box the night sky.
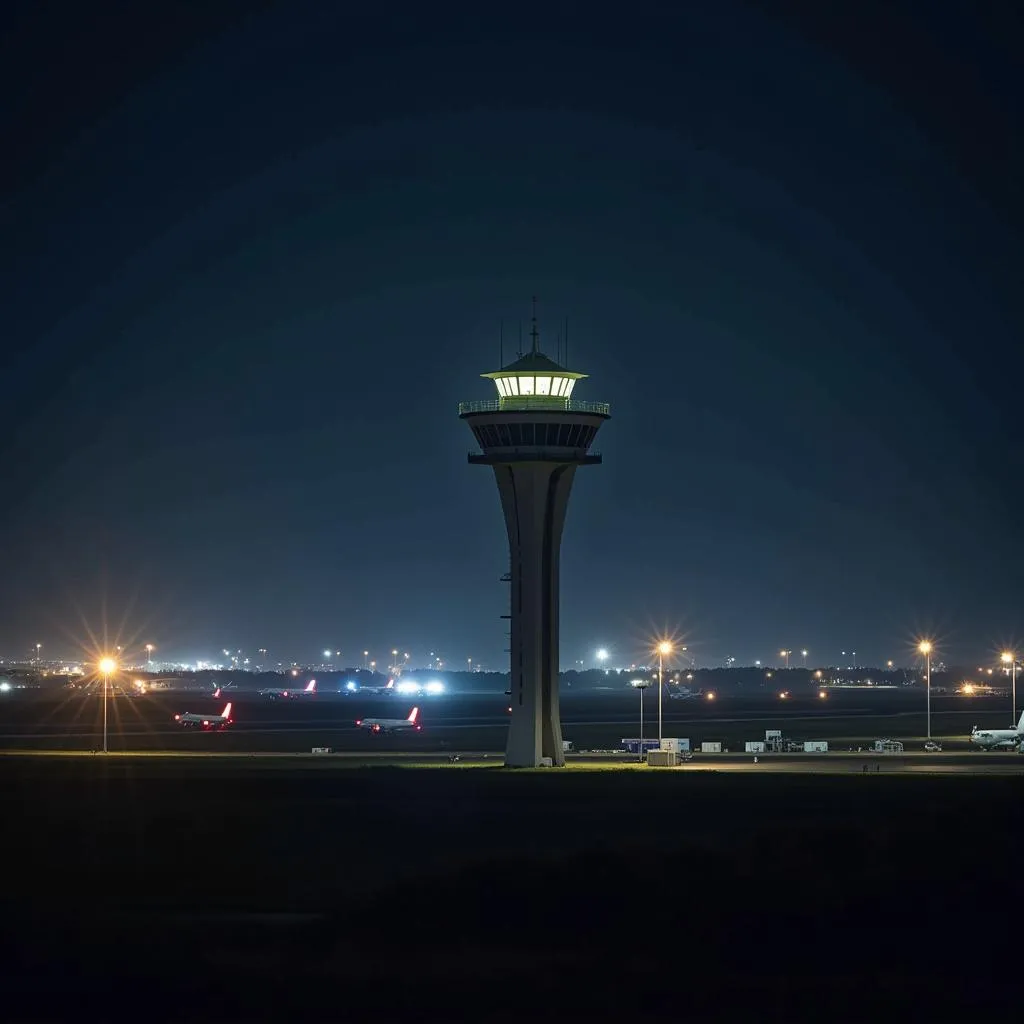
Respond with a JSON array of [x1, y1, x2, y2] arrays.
[[2, 1, 1021, 668]]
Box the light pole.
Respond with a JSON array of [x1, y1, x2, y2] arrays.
[[780, 650, 790, 669], [919, 641, 933, 739], [145, 644, 154, 668], [801, 649, 808, 668], [1002, 652, 1016, 727], [631, 679, 651, 762], [99, 656, 117, 753], [656, 641, 673, 746]]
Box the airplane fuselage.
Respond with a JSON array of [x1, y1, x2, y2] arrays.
[[176, 715, 230, 729], [260, 686, 315, 699], [356, 707, 421, 734], [175, 703, 233, 729], [970, 731, 1020, 750], [969, 711, 1024, 749]]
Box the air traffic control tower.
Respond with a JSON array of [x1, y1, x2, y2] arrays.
[[459, 307, 610, 767]]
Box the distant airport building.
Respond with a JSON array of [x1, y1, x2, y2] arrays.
[[460, 301, 609, 767]]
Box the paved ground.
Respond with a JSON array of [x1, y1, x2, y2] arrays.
[[3, 747, 1021, 774], [0, 689, 1017, 757]]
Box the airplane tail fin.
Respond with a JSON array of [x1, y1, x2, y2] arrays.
[[213, 688, 221, 698], [1017, 710, 1024, 732], [222, 703, 233, 720], [306, 680, 316, 693], [408, 706, 419, 723]]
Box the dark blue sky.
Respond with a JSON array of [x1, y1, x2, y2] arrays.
[[2, 1, 1021, 668]]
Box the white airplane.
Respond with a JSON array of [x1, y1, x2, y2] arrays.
[[668, 687, 702, 700], [259, 679, 316, 700], [358, 679, 396, 696], [355, 707, 421, 734], [174, 702, 233, 730], [969, 711, 1024, 750]]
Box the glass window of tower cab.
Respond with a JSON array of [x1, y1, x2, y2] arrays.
[[484, 349, 583, 405]]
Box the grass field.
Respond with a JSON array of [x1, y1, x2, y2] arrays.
[[2, 689, 1019, 1017], [2, 753, 1020, 1018]]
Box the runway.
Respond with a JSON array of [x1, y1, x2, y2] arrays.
[[1, 690, 1018, 761]]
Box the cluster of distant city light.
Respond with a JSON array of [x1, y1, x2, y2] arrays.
[[588, 639, 1020, 675], [10, 643, 484, 677], [8, 636, 1021, 683]]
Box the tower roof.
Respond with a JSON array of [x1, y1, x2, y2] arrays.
[[486, 350, 577, 376]]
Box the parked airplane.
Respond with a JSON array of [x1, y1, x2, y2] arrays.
[[668, 687, 703, 700], [259, 679, 316, 700], [355, 707, 420, 734], [174, 702, 233, 729], [358, 678, 396, 696], [969, 710, 1024, 750]]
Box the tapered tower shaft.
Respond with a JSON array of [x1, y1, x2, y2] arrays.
[[460, 318, 609, 767]]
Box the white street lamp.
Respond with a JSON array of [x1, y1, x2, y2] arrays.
[[631, 679, 652, 763], [1002, 652, 1017, 727], [98, 656, 117, 753], [919, 641, 933, 739], [656, 641, 673, 746]]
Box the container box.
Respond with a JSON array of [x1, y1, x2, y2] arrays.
[[660, 738, 690, 753], [647, 750, 679, 767]]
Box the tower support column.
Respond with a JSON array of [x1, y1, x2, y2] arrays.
[[494, 460, 578, 767]]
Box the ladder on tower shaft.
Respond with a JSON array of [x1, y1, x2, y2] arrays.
[[500, 567, 512, 654]]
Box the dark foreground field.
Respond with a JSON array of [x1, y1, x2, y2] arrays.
[[1, 756, 1021, 1020]]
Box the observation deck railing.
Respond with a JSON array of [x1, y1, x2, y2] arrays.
[[458, 398, 611, 416]]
